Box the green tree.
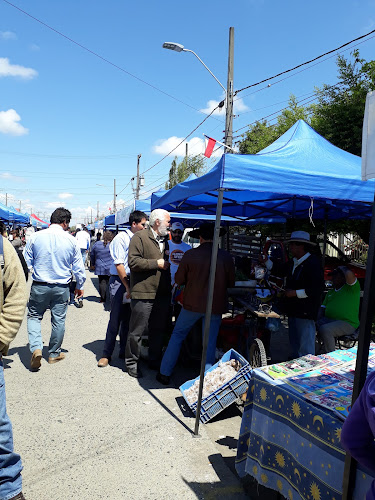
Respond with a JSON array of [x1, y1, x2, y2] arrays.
[[165, 154, 207, 189], [310, 50, 375, 156], [238, 95, 310, 154], [238, 120, 278, 154]]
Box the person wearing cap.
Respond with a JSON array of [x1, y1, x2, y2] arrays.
[[169, 222, 191, 318], [265, 230, 324, 359], [157, 222, 235, 385], [169, 222, 190, 286], [316, 266, 360, 353]]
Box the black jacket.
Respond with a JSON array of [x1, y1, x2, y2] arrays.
[[279, 254, 324, 320]]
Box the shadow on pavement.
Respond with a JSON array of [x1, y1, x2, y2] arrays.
[[7, 345, 68, 371], [183, 452, 249, 499], [82, 339, 125, 371]]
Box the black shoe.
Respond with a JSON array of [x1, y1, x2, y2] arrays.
[[148, 360, 160, 371], [128, 367, 143, 379], [156, 372, 170, 385]]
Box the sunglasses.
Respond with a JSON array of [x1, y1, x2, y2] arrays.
[[172, 230, 183, 234]]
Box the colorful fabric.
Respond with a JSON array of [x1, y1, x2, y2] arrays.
[[236, 370, 374, 500], [323, 280, 360, 329]]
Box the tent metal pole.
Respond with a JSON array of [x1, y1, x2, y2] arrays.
[[342, 189, 375, 499], [193, 188, 224, 436], [322, 207, 328, 270]]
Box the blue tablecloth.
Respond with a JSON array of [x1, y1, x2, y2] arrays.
[[235, 369, 374, 500]]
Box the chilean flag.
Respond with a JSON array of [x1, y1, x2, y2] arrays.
[[204, 136, 216, 158]]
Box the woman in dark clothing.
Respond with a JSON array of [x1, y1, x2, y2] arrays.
[[90, 231, 114, 302]]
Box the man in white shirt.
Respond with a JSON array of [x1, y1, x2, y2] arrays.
[[169, 222, 190, 319], [97, 211, 147, 368], [169, 222, 190, 286], [75, 227, 91, 267]]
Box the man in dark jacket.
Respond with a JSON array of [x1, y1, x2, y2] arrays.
[[265, 231, 324, 358], [125, 209, 171, 378], [157, 223, 235, 385]]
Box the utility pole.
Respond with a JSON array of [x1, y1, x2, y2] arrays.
[[91, 208, 93, 224], [19, 200, 21, 212], [136, 154, 141, 200], [5, 193, 7, 206], [224, 27, 234, 151], [113, 179, 116, 213], [97, 201, 99, 220]]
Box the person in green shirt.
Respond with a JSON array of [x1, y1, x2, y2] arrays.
[[316, 266, 360, 353]]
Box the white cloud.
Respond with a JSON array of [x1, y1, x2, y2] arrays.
[[0, 109, 28, 136], [29, 43, 40, 51], [153, 136, 224, 157], [0, 57, 38, 79], [0, 172, 26, 182], [200, 96, 249, 116], [58, 192, 73, 200], [0, 31, 17, 40], [45, 202, 61, 209]]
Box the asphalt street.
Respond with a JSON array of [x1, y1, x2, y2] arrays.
[[4, 271, 248, 500]]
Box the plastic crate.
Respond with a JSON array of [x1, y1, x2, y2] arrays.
[[179, 349, 252, 423]]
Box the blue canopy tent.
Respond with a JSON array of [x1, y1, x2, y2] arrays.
[[0, 202, 30, 225], [152, 120, 373, 221], [152, 119, 374, 437]]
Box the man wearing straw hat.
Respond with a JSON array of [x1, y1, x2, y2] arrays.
[[265, 230, 324, 358]]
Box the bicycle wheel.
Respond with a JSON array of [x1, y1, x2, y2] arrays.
[[248, 338, 267, 368]]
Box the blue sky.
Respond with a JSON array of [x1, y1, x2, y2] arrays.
[[0, 0, 374, 224]]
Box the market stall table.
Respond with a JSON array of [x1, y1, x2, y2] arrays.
[[235, 369, 374, 499]]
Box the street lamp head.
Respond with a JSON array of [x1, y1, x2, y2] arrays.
[[163, 42, 184, 52]]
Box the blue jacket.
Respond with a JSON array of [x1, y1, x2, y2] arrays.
[[90, 241, 113, 276]]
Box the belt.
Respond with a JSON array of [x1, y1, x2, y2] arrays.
[[32, 281, 69, 286]]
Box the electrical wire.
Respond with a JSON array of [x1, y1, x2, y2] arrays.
[[1, 0, 222, 121], [232, 76, 354, 136], [234, 28, 375, 95], [140, 103, 221, 176]]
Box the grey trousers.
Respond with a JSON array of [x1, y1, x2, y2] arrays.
[[125, 297, 171, 371], [316, 316, 356, 353]]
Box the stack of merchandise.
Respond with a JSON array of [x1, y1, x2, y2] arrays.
[[259, 344, 375, 420]]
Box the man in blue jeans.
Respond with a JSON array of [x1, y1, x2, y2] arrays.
[[24, 207, 86, 370], [0, 234, 28, 499], [97, 210, 147, 368], [157, 223, 235, 385]]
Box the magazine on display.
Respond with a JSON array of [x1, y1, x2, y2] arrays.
[[259, 355, 328, 380], [285, 368, 348, 393]]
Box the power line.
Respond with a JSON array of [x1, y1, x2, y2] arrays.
[[232, 76, 353, 136], [234, 28, 375, 95], [0, 150, 137, 159], [1, 0, 222, 121], [140, 103, 221, 176]]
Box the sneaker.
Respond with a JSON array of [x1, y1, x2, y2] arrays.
[[30, 349, 42, 371], [156, 372, 170, 385], [9, 493, 26, 500], [78, 298, 83, 308], [48, 353, 66, 364]]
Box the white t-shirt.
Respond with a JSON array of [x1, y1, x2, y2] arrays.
[[76, 230, 91, 250], [168, 240, 191, 285]]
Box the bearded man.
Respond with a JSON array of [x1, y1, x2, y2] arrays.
[[124, 209, 171, 378]]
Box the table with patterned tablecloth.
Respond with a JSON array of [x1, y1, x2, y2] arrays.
[[235, 369, 374, 500]]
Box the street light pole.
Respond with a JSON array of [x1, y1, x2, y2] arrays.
[[136, 154, 141, 200], [113, 179, 116, 213], [224, 27, 234, 151], [163, 27, 235, 153]]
